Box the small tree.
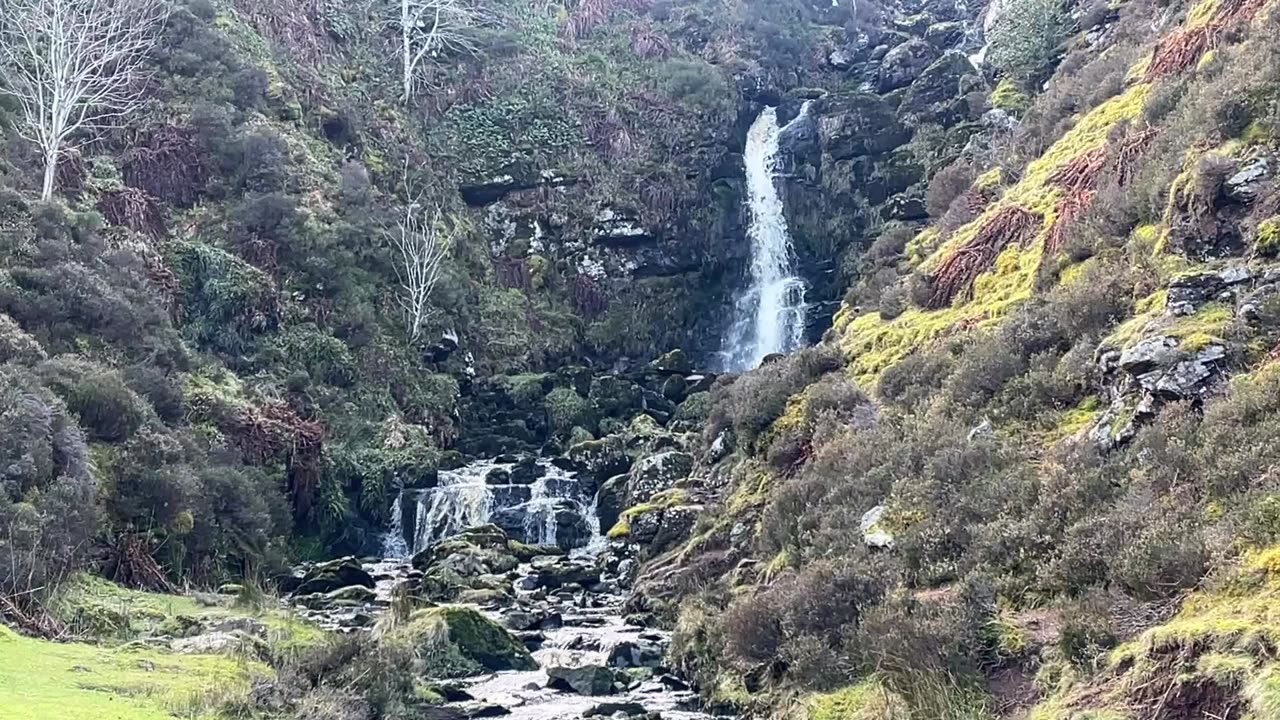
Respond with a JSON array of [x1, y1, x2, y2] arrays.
[[0, 0, 168, 200], [398, 0, 481, 101], [986, 0, 1070, 79], [388, 179, 451, 343]]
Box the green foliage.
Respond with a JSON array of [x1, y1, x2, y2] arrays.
[[987, 0, 1071, 78], [545, 386, 595, 434]]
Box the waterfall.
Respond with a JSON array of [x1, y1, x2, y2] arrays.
[[381, 458, 604, 558], [720, 103, 811, 372], [413, 461, 500, 551], [381, 494, 409, 558]]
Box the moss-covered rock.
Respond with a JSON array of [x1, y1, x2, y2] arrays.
[[399, 606, 537, 674], [567, 435, 631, 482]]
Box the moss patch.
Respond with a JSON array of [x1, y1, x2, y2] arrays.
[[398, 606, 536, 675], [805, 678, 911, 720]]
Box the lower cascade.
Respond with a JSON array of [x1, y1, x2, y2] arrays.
[[720, 102, 811, 372], [382, 458, 605, 557]]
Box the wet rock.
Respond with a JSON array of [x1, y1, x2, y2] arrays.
[[647, 349, 693, 375], [464, 705, 511, 718], [584, 701, 649, 717], [485, 467, 512, 485], [607, 639, 665, 668], [925, 21, 966, 48], [879, 39, 941, 92], [546, 662, 619, 695], [1224, 157, 1269, 203], [596, 474, 627, 530], [292, 556, 375, 595], [508, 457, 542, 484]]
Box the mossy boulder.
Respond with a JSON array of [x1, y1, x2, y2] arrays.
[[401, 606, 537, 674], [626, 450, 695, 506], [293, 557, 375, 595], [566, 435, 631, 482], [546, 661, 619, 695], [648, 349, 694, 375], [878, 39, 941, 93], [412, 525, 520, 575], [818, 93, 912, 159], [589, 376, 644, 417], [899, 52, 983, 126]]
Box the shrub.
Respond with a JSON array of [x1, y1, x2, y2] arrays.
[[926, 160, 977, 220], [545, 387, 594, 434], [705, 345, 844, 450], [37, 356, 150, 442], [0, 366, 96, 603], [986, 0, 1070, 78]]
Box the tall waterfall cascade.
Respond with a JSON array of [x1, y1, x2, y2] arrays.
[[720, 103, 812, 372], [381, 458, 603, 558]]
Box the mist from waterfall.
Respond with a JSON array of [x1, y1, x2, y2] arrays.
[[720, 103, 811, 372]]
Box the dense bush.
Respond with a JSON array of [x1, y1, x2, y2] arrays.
[[0, 366, 96, 602], [705, 346, 844, 450], [986, 0, 1070, 78]]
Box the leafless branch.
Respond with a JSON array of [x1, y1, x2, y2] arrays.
[[0, 0, 168, 200]]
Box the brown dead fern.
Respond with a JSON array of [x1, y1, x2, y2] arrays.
[[927, 206, 1042, 308]]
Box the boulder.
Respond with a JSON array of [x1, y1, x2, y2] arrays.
[[607, 639, 665, 669], [626, 451, 695, 506], [878, 39, 941, 92], [293, 557, 375, 595], [899, 52, 982, 126], [546, 661, 618, 695], [1224, 157, 1269, 203], [171, 631, 256, 655], [399, 606, 537, 674], [567, 436, 631, 483], [596, 475, 628, 531], [583, 702, 649, 717], [818, 93, 912, 159], [924, 21, 966, 48], [647, 349, 693, 375]]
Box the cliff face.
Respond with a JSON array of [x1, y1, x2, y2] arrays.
[[606, 0, 1280, 717]]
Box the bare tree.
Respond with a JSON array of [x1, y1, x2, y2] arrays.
[[388, 181, 451, 343], [398, 0, 481, 100], [0, 0, 167, 201]]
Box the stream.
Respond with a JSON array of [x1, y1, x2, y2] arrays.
[[299, 457, 725, 720]]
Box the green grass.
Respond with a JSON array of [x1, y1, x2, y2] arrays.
[[0, 625, 268, 720], [52, 574, 326, 656]]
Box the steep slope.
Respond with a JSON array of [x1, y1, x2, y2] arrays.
[[613, 0, 1280, 717]]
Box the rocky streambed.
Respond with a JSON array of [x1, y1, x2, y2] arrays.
[[282, 521, 722, 720]]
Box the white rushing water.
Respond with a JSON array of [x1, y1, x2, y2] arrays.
[[720, 103, 811, 372], [381, 458, 602, 558]]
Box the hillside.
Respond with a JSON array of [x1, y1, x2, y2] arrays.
[[5, 0, 1280, 718]]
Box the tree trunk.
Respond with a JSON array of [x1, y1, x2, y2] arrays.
[[41, 149, 57, 201], [403, 0, 412, 99]]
